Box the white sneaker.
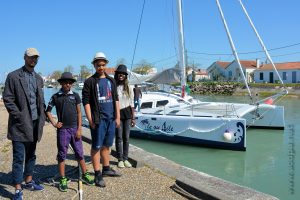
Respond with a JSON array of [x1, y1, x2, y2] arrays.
[[118, 161, 125, 168], [124, 160, 132, 168]]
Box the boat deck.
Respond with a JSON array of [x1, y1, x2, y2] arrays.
[[139, 102, 258, 118]]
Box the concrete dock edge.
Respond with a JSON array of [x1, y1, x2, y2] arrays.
[[81, 127, 279, 200]]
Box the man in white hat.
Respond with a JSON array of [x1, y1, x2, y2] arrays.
[[82, 52, 121, 188], [3, 48, 46, 200]]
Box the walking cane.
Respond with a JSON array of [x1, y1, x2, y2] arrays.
[[78, 160, 83, 200], [69, 144, 83, 200]]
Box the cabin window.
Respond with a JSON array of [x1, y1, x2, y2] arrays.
[[156, 100, 169, 107], [140, 102, 153, 109], [259, 72, 264, 80], [282, 72, 287, 80]]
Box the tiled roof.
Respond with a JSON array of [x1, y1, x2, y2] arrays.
[[216, 61, 231, 69], [256, 62, 300, 71], [216, 60, 258, 69], [105, 68, 116, 74], [238, 60, 258, 69]]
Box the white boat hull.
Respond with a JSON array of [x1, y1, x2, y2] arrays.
[[132, 113, 246, 151], [243, 104, 285, 129], [140, 92, 285, 129]]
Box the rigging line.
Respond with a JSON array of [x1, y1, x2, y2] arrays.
[[171, 0, 178, 59], [238, 51, 300, 61], [149, 54, 177, 65], [215, 0, 253, 102], [238, 0, 286, 89], [130, 0, 146, 72], [188, 42, 300, 56]]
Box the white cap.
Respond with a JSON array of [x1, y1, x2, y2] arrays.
[[91, 52, 109, 64], [25, 48, 39, 57]]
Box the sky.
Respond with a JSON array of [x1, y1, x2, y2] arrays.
[[0, 0, 300, 82]]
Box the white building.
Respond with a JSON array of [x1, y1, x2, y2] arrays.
[[207, 61, 230, 81], [226, 60, 259, 83], [253, 62, 300, 83], [187, 69, 209, 82], [207, 60, 260, 83]]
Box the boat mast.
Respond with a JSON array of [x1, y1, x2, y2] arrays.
[[238, 0, 288, 95], [176, 0, 187, 98], [215, 0, 253, 103]]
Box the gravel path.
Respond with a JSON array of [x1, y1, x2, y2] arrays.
[[0, 102, 186, 200]]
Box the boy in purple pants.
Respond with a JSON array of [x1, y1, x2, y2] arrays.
[[46, 72, 94, 192]]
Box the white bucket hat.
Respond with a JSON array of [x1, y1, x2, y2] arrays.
[[91, 52, 109, 64]]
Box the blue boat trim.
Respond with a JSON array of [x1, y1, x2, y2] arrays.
[[130, 130, 246, 151]]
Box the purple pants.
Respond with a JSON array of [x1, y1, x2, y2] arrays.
[[57, 127, 84, 161]]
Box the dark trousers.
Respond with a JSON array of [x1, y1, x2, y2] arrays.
[[12, 141, 37, 184], [12, 120, 38, 185], [115, 119, 131, 161]]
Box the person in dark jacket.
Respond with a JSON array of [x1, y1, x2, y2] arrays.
[[82, 52, 121, 188], [3, 48, 46, 200]]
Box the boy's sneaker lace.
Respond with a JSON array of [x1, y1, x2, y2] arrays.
[[13, 189, 23, 200], [58, 177, 68, 192], [81, 172, 94, 185], [23, 180, 44, 191]]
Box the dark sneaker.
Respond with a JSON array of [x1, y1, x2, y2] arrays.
[[13, 189, 23, 200], [94, 174, 106, 187], [102, 167, 121, 177], [23, 180, 44, 191], [81, 172, 94, 185], [58, 177, 68, 192]]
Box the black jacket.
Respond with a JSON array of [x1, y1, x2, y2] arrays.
[[82, 73, 118, 124]]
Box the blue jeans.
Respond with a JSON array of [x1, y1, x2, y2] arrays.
[[134, 99, 140, 111], [115, 119, 131, 161], [12, 141, 37, 185]]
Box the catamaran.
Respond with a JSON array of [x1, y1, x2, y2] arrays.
[[129, 0, 287, 151]]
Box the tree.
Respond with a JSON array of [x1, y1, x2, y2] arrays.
[[50, 70, 62, 81], [192, 70, 196, 82], [132, 59, 154, 75], [116, 58, 127, 66], [64, 65, 74, 73], [80, 65, 91, 80]]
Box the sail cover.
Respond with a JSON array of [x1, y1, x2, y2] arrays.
[[146, 67, 181, 84]]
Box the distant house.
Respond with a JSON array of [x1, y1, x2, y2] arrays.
[[187, 69, 209, 82], [226, 60, 259, 83], [207, 60, 260, 83], [207, 61, 230, 81], [253, 62, 300, 83], [104, 68, 116, 77]]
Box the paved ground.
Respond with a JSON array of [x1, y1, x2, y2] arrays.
[[0, 102, 186, 200]]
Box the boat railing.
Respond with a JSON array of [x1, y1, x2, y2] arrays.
[[140, 102, 244, 118]]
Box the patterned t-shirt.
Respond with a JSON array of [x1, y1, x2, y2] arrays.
[[46, 90, 81, 128], [97, 78, 114, 119]]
